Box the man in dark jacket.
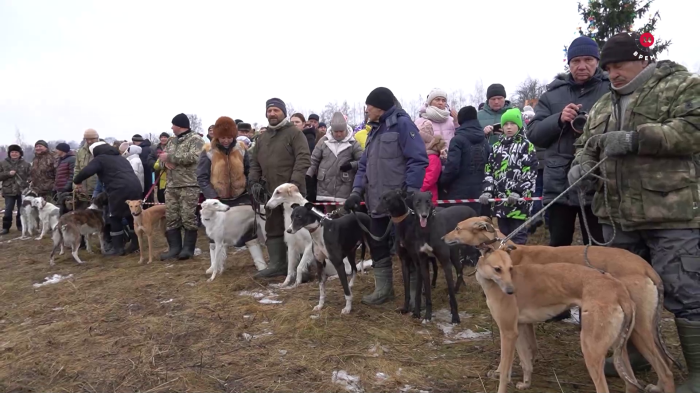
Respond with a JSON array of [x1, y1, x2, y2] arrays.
[[54, 143, 76, 215], [131, 134, 153, 200], [526, 36, 609, 248], [345, 87, 429, 305], [0, 145, 31, 235], [147, 132, 170, 203], [73, 142, 143, 255], [249, 98, 311, 279]]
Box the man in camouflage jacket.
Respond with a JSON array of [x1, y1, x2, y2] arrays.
[[73, 129, 102, 198], [570, 33, 700, 387], [159, 113, 205, 261], [30, 140, 56, 201], [0, 145, 31, 234]]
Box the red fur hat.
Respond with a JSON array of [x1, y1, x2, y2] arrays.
[[213, 116, 238, 139]]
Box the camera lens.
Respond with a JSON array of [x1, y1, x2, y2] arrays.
[[572, 111, 587, 132]]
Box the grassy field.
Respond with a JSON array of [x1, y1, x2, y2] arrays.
[[0, 201, 686, 392]]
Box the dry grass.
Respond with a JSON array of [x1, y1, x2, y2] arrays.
[[0, 207, 686, 393]]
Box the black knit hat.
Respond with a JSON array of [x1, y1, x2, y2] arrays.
[[132, 134, 144, 142], [8, 144, 23, 157], [55, 143, 70, 153], [234, 119, 243, 124], [365, 87, 395, 111], [318, 122, 327, 128], [486, 84, 507, 100], [265, 98, 287, 117], [457, 106, 478, 125], [238, 122, 252, 131], [601, 32, 652, 70], [34, 140, 49, 149], [159, 132, 170, 138], [172, 113, 190, 129]]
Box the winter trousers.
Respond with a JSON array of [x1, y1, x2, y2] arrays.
[[603, 224, 700, 321], [165, 186, 200, 231], [548, 203, 603, 247], [2, 196, 22, 230], [497, 217, 528, 245], [368, 216, 392, 268]]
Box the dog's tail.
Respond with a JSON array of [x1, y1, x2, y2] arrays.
[[612, 297, 646, 392], [652, 281, 683, 370]]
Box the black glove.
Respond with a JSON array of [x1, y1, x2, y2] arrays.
[[339, 162, 353, 172], [344, 192, 363, 211]]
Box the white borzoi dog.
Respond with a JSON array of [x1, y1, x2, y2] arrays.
[[31, 196, 60, 240], [266, 183, 365, 288], [19, 189, 41, 238], [200, 199, 267, 282]]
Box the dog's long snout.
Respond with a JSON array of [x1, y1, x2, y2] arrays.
[[505, 285, 515, 295]]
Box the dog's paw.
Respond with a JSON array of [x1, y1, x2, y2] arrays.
[[412, 312, 421, 319], [451, 317, 461, 324], [341, 307, 351, 315], [312, 305, 323, 312], [516, 381, 531, 390], [421, 318, 432, 325], [205, 266, 213, 274], [644, 384, 662, 393], [35, 237, 42, 241], [487, 370, 500, 380], [398, 307, 410, 314]]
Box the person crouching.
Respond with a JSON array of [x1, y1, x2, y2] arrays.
[[197, 116, 267, 271], [479, 108, 538, 244]]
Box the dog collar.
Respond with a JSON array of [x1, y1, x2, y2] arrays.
[[391, 211, 410, 224], [132, 211, 142, 216]]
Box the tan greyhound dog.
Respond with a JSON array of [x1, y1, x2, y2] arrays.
[[126, 201, 167, 264], [446, 216, 676, 392], [445, 237, 645, 393]]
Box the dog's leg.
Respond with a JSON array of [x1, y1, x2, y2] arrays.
[[145, 233, 153, 264], [85, 234, 94, 254], [629, 327, 672, 393], [514, 323, 536, 390], [488, 306, 518, 393], [37, 219, 47, 240], [413, 257, 424, 320], [71, 243, 84, 264], [136, 232, 145, 264], [218, 246, 227, 275], [294, 245, 315, 288], [398, 249, 411, 314], [420, 255, 434, 324], [347, 250, 357, 288], [333, 256, 353, 315], [98, 232, 105, 254], [208, 243, 224, 282], [313, 262, 328, 312], [278, 243, 298, 288], [206, 243, 215, 274], [580, 306, 617, 393], [431, 257, 438, 289], [437, 249, 461, 324]]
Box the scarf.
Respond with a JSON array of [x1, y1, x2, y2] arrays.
[[421, 106, 450, 123], [267, 118, 290, 131], [324, 126, 354, 157]]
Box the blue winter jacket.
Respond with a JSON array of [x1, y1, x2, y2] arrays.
[[440, 119, 491, 200], [352, 106, 429, 217]]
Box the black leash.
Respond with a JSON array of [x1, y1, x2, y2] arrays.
[[248, 181, 270, 238], [351, 210, 393, 242]]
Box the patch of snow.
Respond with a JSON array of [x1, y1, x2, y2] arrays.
[[310, 315, 319, 320], [160, 299, 174, 304], [400, 385, 430, 393], [259, 298, 282, 304], [33, 274, 73, 288], [375, 372, 388, 381], [243, 315, 252, 319], [368, 342, 389, 357], [278, 349, 287, 356], [238, 290, 281, 304], [165, 264, 174, 268], [52, 307, 64, 311], [185, 282, 196, 286], [433, 308, 472, 323], [563, 307, 580, 324], [416, 329, 430, 335], [193, 247, 201, 256], [437, 319, 491, 343], [242, 333, 252, 341], [452, 329, 491, 340], [332, 370, 363, 393]]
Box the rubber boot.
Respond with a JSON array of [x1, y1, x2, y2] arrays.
[[246, 239, 267, 271], [124, 226, 140, 254], [362, 258, 395, 305], [160, 228, 182, 261], [104, 232, 125, 256], [604, 341, 651, 377], [178, 229, 198, 260], [103, 224, 113, 253], [255, 237, 287, 278], [676, 318, 700, 393]]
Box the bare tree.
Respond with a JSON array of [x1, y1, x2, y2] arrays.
[[143, 132, 160, 145], [512, 77, 549, 109], [14, 127, 25, 146], [186, 114, 203, 135], [448, 89, 469, 111], [467, 79, 486, 107], [320, 102, 340, 124]]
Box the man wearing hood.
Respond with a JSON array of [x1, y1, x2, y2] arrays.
[[73, 142, 143, 255], [306, 112, 363, 204], [30, 140, 56, 201], [131, 134, 152, 199], [197, 116, 267, 272], [478, 84, 515, 145], [249, 98, 311, 279], [0, 145, 32, 235], [440, 106, 491, 213], [526, 36, 608, 249]]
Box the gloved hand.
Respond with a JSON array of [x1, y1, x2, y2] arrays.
[[339, 162, 353, 172], [344, 192, 363, 211], [568, 164, 594, 191], [479, 193, 492, 205], [600, 131, 638, 157], [506, 192, 520, 205]]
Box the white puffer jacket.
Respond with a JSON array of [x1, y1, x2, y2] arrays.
[[125, 145, 144, 191]]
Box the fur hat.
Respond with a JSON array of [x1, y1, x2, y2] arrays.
[[8, 144, 23, 157], [213, 116, 238, 139], [418, 121, 435, 147], [426, 134, 446, 154]]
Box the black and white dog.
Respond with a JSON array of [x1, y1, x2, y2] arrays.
[[19, 188, 41, 238], [287, 203, 370, 315]]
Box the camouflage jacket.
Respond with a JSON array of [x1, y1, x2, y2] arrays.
[[575, 61, 700, 230], [0, 158, 32, 196], [30, 151, 56, 193], [74, 142, 99, 196], [164, 130, 205, 188]]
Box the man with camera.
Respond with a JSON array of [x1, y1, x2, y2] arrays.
[[526, 36, 609, 248]]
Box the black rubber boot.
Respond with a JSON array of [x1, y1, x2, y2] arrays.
[[124, 227, 140, 254], [160, 228, 182, 261], [104, 233, 125, 256], [178, 229, 198, 260], [604, 342, 651, 377], [362, 258, 395, 305], [676, 318, 700, 393], [103, 225, 113, 253], [255, 237, 288, 278]]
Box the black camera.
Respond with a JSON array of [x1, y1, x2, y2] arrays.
[[572, 110, 588, 132]]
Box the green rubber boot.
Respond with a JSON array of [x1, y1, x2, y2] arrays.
[[677, 318, 700, 393], [255, 237, 288, 278], [362, 258, 395, 305]]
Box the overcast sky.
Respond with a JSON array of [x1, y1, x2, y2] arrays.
[[0, 0, 697, 145]]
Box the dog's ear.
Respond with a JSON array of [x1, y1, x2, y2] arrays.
[[291, 203, 300, 209], [481, 216, 493, 224], [473, 221, 496, 233], [504, 244, 517, 254], [304, 202, 314, 210], [476, 244, 493, 256], [41, 199, 46, 208], [288, 184, 299, 194]]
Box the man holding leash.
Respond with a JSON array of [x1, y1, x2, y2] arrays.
[[159, 113, 205, 261], [571, 32, 700, 390], [345, 87, 429, 305], [249, 98, 311, 278]]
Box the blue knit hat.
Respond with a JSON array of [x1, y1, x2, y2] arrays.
[[567, 36, 600, 63]]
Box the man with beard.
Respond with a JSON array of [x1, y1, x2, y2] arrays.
[[249, 98, 311, 279], [571, 32, 700, 388]]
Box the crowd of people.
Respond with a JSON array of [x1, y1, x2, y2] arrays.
[[1, 32, 700, 390]]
